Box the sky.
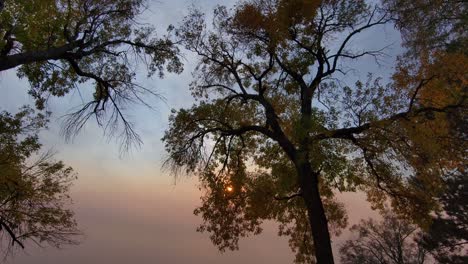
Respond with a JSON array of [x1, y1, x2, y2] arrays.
[[0, 0, 402, 263]]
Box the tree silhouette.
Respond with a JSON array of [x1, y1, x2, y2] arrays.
[[0, 107, 81, 256], [341, 187, 467, 264], [340, 211, 428, 264], [417, 171, 468, 263]]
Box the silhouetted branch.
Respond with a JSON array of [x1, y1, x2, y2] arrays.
[[274, 192, 302, 201], [0, 218, 24, 249]]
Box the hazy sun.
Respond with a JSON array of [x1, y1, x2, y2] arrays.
[[226, 186, 234, 192]]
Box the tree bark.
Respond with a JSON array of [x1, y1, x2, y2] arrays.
[[297, 161, 335, 264]]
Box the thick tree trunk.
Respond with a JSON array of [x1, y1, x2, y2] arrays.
[[297, 161, 335, 264]]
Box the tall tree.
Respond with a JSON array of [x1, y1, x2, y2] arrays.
[[0, 107, 81, 255], [0, 0, 182, 149], [163, 0, 466, 263]]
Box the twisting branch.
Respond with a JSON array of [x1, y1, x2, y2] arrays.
[[324, 8, 391, 76]]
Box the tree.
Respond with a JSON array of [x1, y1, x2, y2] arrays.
[[416, 171, 468, 263], [0, 107, 81, 255], [162, 0, 466, 263], [340, 191, 468, 264], [372, 1, 468, 262], [340, 211, 429, 264], [0, 0, 182, 149]]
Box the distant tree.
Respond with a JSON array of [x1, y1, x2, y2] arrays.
[[416, 171, 468, 263], [340, 188, 467, 264], [0, 107, 81, 255], [162, 0, 466, 263], [0, 0, 182, 149], [340, 211, 428, 264]]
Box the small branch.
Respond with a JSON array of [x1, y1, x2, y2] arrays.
[[0, 218, 25, 249], [408, 77, 435, 112]]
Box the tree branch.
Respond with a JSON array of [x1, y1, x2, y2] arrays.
[[0, 218, 25, 249], [324, 10, 390, 76], [0, 42, 81, 71], [274, 192, 302, 201], [313, 98, 466, 141]]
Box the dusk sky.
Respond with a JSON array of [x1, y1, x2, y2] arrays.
[[1, 0, 403, 263]]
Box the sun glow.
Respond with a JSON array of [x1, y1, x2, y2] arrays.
[[226, 186, 234, 192]]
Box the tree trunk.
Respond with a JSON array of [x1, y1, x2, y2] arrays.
[[297, 161, 335, 264]]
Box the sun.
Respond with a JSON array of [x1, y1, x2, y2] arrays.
[[226, 186, 234, 192]]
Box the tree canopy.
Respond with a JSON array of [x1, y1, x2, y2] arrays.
[[0, 0, 182, 149], [0, 107, 80, 255], [163, 0, 466, 263]]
